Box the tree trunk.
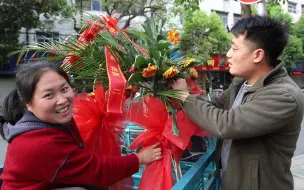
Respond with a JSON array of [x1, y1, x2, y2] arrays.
[[241, 4, 252, 18], [26, 28, 29, 45], [122, 19, 131, 29]]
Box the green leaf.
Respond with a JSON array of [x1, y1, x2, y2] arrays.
[[148, 47, 160, 62], [126, 30, 146, 41], [134, 55, 149, 69], [172, 113, 180, 136], [157, 40, 171, 51], [166, 105, 179, 136], [160, 62, 170, 70], [128, 73, 143, 84]]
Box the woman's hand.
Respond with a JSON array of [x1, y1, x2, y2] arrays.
[[136, 142, 162, 165]]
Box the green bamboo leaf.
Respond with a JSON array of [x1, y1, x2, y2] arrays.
[[126, 30, 146, 41], [128, 73, 143, 84]]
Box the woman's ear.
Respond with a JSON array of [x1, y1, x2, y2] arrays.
[[26, 103, 32, 112]]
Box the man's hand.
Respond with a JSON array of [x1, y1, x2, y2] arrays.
[[170, 79, 190, 102]]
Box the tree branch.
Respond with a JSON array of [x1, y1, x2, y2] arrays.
[[122, 14, 137, 29]]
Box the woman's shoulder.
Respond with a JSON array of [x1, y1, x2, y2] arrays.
[[8, 127, 77, 155]]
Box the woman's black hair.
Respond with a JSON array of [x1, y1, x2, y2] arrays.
[[1, 61, 69, 139]]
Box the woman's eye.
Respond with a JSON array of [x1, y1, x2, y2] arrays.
[[44, 93, 53, 98], [62, 87, 69, 92]]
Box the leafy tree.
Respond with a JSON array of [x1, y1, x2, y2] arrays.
[[266, 2, 303, 67], [241, 4, 252, 18], [0, 0, 74, 70], [267, 2, 292, 29], [173, 0, 200, 12], [180, 10, 231, 64], [293, 16, 304, 50], [0, 0, 74, 46], [280, 37, 303, 67], [241, 0, 286, 18], [100, 0, 167, 29]]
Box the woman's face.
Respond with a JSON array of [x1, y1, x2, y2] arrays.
[[26, 71, 75, 124]]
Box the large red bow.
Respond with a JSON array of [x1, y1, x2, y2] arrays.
[[73, 85, 124, 155], [127, 95, 210, 190], [73, 85, 133, 189]]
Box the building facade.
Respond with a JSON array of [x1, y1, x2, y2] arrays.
[[18, 0, 148, 45]]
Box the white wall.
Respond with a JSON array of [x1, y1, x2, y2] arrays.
[[200, 0, 241, 28], [281, 0, 304, 23], [19, 15, 77, 45], [200, 0, 304, 26]]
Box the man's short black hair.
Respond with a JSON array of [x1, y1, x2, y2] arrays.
[[231, 15, 289, 67]]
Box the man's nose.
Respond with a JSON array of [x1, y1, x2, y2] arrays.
[[226, 48, 232, 58]]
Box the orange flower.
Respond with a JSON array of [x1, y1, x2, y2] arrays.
[[127, 85, 139, 93], [88, 92, 95, 97], [142, 64, 158, 78], [168, 29, 180, 45], [163, 66, 179, 78], [189, 67, 198, 79], [182, 58, 196, 68]]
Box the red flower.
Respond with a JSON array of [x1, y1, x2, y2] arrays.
[[88, 20, 104, 33], [129, 67, 136, 73], [80, 29, 96, 43], [62, 54, 81, 67], [69, 55, 81, 65]]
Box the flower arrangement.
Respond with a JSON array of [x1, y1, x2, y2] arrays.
[[10, 16, 210, 190], [11, 16, 202, 134]]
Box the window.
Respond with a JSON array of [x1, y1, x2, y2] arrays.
[[215, 11, 228, 27], [75, 0, 91, 11], [288, 2, 297, 13], [302, 4, 304, 14], [36, 31, 60, 43], [234, 14, 241, 25], [92, 0, 101, 11]]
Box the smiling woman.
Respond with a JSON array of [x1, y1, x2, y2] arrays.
[[26, 70, 75, 125], [0, 61, 162, 190]]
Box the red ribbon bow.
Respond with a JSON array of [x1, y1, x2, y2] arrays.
[[73, 85, 124, 155], [127, 95, 210, 190]]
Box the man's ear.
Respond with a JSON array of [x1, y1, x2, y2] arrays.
[[253, 49, 265, 63]]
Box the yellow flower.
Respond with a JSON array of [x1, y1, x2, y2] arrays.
[[189, 67, 198, 79], [168, 29, 180, 45], [163, 66, 179, 78], [182, 58, 196, 68], [142, 64, 158, 78]]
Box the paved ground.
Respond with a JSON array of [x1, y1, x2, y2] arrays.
[[292, 119, 304, 190]]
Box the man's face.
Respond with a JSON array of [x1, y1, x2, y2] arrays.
[[226, 34, 258, 78]]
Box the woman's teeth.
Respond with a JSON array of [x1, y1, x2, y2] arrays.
[[56, 106, 69, 113]]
